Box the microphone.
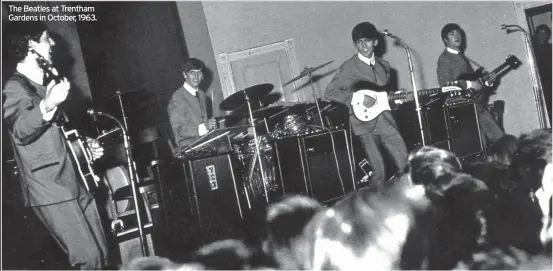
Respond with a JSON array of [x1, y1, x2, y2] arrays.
[[502, 24, 524, 34], [383, 29, 395, 38], [87, 108, 99, 122]]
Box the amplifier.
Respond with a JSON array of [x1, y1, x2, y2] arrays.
[[444, 102, 484, 158], [185, 153, 245, 244], [274, 129, 355, 204]]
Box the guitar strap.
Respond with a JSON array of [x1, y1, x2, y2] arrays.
[[463, 54, 485, 70]]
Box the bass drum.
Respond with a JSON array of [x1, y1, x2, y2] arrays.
[[101, 165, 131, 220]]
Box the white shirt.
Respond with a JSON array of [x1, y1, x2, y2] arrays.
[[357, 53, 375, 66], [446, 47, 461, 54], [183, 81, 198, 97]]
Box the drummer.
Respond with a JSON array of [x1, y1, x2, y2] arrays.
[[167, 58, 218, 155]]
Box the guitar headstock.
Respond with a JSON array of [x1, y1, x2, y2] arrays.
[[30, 48, 60, 82], [505, 55, 522, 69]]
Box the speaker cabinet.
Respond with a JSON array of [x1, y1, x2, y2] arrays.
[[445, 101, 484, 158], [186, 154, 244, 244], [274, 137, 309, 197], [274, 129, 355, 204], [303, 130, 355, 203]]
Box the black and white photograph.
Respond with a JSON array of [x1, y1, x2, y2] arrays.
[[2, 1, 552, 269]]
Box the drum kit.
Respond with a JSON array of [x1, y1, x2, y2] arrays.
[[216, 60, 335, 203]]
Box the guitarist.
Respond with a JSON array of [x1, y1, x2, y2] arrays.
[[325, 22, 408, 189], [3, 22, 108, 269], [436, 23, 505, 147]]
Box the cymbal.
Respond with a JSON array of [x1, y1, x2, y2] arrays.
[[251, 105, 287, 118], [282, 60, 334, 87], [219, 83, 274, 111], [221, 105, 286, 121]]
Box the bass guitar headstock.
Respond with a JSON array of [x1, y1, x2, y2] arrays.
[[30, 48, 61, 84]]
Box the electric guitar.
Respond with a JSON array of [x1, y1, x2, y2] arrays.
[[449, 54, 522, 94], [351, 81, 463, 122], [32, 49, 101, 192]]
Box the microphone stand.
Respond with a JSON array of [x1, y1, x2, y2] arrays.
[[503, 24, 550, 128], [94, 110, 148, 257], [384, 30, 426, 146]]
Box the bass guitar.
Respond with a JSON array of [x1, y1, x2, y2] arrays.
[[351, 80, 463, 122], [61, 127, 101, 192], [449, 54, 521, 93], [32, 49, 101, 193]]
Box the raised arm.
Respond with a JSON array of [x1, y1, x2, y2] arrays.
[[3, 80, 51, 145]]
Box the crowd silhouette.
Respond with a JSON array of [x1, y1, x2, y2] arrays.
[[124, 128, 552, 270]]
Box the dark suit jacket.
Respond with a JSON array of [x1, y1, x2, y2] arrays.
[[324, 54, 398, 135], [166, 85, 209, 154], [3, 72, 83, 206]]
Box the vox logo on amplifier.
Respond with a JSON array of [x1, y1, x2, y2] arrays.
[[206, 165, 218, 190]]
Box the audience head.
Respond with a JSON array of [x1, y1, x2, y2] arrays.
[[487, 134, 519, 166], [512, 129, 552, 192], [408, 146, 462, 197], [513, 129, 553, 248], [123, 255, 181, 270], [301, 181, 431, 270], [535, 24, 551, 45], [192, 239, 259, 270], [262, 195, 322, 269]]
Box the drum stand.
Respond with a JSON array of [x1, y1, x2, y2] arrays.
[[306, 72, 325, 127], [245, 94, 270, 203]]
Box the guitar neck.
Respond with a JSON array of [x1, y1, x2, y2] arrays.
[[388, 88, 442, 102], [480, 60, 514, 84]]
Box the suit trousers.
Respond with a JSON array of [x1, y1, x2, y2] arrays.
[[475, 103, 505, 147], [32, 190, 108, 270], [357, 118, 408, 188]]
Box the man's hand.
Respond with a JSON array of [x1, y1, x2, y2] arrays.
[[198, 123, 208, 136], [43, 78, 70, 112], [467, 80, 484, 91], [87, 138, 104, 161], [207, 118, 218, 130]]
